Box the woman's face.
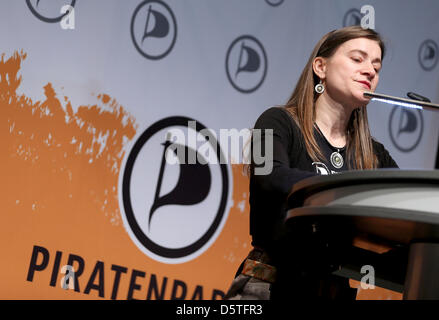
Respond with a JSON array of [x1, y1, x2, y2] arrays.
[[322, 37, 382, 108]]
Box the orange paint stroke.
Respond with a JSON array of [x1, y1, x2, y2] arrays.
[[0, 50, 137, 226]]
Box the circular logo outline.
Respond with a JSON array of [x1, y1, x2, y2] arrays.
[[388, 106, 424, 153], [225, 35, 268, 94], [130, 0, 177, 60], [418, 39, 438, 71], [265, 0, 284, 7], [343, 8, 362, 27], [121, 117, 230, 260], [26, 0, 76, 23]]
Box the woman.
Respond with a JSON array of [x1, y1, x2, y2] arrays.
[[224, 26, 398, 300]]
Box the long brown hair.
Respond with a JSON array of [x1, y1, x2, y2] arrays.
[[285, 26, 385, 169]]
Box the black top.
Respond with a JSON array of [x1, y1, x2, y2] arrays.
[[249, 107, 398, 259]]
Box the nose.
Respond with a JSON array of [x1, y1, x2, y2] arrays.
[[362, 62, 376, 79]]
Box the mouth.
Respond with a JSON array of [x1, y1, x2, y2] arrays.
[[356, 80, 371, 90]]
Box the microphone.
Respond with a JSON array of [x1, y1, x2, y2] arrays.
[[363, 91, 439, 112], [407, 92, 431, 103]]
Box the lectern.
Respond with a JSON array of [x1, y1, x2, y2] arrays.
[[281, 169, 439, 300]]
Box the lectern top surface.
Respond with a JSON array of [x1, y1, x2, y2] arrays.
[[288, 169, 439, 203]]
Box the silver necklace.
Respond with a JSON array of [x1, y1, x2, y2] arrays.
[[330, 149, 344, 169], [314, 123, 345, 169]]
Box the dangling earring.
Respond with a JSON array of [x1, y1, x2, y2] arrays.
[[315, 79, 325, 94]]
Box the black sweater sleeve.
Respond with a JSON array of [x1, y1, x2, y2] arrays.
[[372, 139, 399, 168], [251, 107, 316, 199]]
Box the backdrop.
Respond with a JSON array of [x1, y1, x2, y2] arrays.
[[1, 0, 438, 300]]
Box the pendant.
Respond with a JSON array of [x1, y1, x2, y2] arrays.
[[330, 151, 343, 169]]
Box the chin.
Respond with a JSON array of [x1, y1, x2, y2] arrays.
[[352, 92, 370, 107], [359, 97, 371, 106]]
